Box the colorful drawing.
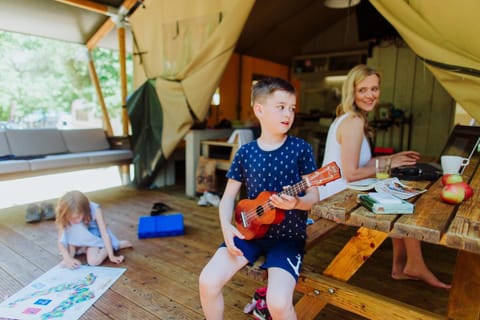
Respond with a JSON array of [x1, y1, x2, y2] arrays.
[[0, 264, 126, 320]]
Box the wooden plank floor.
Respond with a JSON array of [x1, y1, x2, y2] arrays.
[[0, 185, 456, 319]]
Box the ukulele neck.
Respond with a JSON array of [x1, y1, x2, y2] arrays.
[[278, 179, 308, 198]]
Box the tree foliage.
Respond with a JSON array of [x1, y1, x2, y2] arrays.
[[0, 30, 132, 128]]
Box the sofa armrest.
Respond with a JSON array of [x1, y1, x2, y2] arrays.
[[107, 136, 131, 150]]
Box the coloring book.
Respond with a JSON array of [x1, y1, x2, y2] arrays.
[[0, 264, 126, 320]]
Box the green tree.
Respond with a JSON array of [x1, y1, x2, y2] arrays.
[[0, 30, 132, 128]]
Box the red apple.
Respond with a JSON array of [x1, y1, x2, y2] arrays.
[[454, 182, 474, 200], [440, 183, 465, 204], [441, 174, 463, 186]]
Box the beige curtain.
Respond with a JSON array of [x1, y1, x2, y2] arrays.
[[129, 0, 254, 156], [370, 0, 480, 122]]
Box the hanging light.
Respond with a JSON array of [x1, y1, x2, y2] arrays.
[[324, 0, 361, 9]]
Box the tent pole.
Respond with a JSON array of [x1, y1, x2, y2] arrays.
[[118, 26, 129, 136], [87, 50, 114, 136], [54, 0, 114, 15]]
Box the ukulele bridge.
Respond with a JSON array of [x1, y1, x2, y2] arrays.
[[240, 211, 249, 228]]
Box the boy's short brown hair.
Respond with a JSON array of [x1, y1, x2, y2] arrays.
[[251, 77, 295, 106]]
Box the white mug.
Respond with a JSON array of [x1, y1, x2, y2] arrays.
[[441, 155, 470, 174]]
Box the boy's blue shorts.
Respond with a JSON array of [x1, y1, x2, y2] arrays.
[[222, 237, 306, 281]]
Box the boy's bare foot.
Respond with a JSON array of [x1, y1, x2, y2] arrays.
[[119, 240, 132, 249]]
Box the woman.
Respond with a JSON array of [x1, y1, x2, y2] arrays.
[[319, 64, 450, 290]]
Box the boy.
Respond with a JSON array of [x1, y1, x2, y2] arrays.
[[199, 77, 319, 320]]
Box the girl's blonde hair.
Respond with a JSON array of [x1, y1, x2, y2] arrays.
[[336, 64, 380, 138], [55, 190, 91, 228]]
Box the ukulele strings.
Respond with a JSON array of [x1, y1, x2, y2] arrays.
[[240, 164, 338, 222], [242, 180, 309, 221]]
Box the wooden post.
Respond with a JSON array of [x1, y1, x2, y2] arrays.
[[87, 50, 114, 136], [118, 25, 129, 136]]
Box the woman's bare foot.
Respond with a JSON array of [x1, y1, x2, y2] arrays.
[[391, 271, 418, 281], [399, 266, 451, 290], [119, 240, 132, 249]]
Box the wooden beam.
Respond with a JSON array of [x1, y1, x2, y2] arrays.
[[54, 0, 113, 15], [87, 50, 114, 136], [118, 26, 129, 136], [86, 19, 115, 50], [296, 272, 444, 320], [85, 0, 140, 50], [323, 227, 389, 281], [448, 251, 480, 320]]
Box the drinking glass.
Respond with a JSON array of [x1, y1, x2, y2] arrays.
[[376, 158, 391, 180]]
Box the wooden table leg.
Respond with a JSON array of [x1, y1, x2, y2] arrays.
[[294, 294, 328, 320], [448, 250, 480, 320], [295, 227, 389, 317], [323, 227, 389, 281]]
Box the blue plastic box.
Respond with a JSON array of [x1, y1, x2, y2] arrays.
[[137, 213, 184, 239]]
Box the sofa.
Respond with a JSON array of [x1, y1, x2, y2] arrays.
[[0, 128, 132, 180]]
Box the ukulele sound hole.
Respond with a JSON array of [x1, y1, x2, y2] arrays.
[[256, 206, 264, 217]]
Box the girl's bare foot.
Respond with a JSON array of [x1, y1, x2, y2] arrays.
[[119, 240, 132, 249]]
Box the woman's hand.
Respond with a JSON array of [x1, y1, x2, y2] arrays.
[[391, 150, 420, 168]]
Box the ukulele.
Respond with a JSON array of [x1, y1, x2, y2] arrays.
[[235, 161, 341, 240]]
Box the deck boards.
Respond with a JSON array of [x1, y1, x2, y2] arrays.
[[0, 185, 456, 319]]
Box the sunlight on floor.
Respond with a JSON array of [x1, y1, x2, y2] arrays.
[[0, 167, 124, 209]]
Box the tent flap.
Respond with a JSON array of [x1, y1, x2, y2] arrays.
[[126, 80, 165, 188], [371, 0, 480, 121]]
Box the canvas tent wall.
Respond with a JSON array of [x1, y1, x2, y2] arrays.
[[371, 0, 480, 122], [126, 0, 254, 187]]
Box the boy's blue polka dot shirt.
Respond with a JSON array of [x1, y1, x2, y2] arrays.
[[227, 135, 317, 240]]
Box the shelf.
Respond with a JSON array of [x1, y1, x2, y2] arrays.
[[292, 50, 367, 79]]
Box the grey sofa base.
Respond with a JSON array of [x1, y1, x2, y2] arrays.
[[0, 129, 132, 182]]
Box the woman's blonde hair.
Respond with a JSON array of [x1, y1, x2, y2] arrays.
[[336, 64, 380, 138], [55, 190, 91, 229]]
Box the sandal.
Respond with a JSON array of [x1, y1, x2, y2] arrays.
[[25, 204, 42, 223], [41, 202, 56, 220], [151, 202, 171, 216]]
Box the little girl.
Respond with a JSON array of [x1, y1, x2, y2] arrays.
[[55, 190, 132, 269]]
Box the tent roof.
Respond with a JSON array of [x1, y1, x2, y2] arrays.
[[0, 0, 132, 51], [0, 0, 383, 65]]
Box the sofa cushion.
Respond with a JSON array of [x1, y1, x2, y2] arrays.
[[61, 128, 110, 153], [0, 131, 12, 158], [6, 129, 67, 157]]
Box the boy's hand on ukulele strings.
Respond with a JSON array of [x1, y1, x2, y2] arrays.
[[270, 193, 298, 210]]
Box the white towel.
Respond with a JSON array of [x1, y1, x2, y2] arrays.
[[227, 129, 254, 146]]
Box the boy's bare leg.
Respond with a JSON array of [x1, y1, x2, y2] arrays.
[[267, 267, 297, 320], [199, 247, 248, 320]]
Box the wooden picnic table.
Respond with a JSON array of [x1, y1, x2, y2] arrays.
[[295, 155, 480, 320]]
